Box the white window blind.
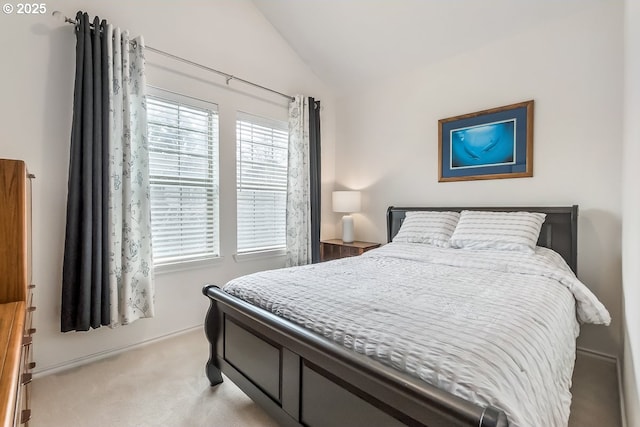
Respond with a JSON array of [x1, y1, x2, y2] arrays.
[[147, 92, 219, 265], [236, 112, 288, 253]]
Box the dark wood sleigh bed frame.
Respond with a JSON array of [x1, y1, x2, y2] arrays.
[[202, 206, 578, 427]]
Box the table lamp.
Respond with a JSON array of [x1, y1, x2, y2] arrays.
[[332, 191, 361, 243]]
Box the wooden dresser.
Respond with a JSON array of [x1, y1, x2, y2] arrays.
[[0, 159, 35, 426]]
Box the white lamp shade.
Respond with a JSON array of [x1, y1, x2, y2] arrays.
[[332, 191, 361, 213]]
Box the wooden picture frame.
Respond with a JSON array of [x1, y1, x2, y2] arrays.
[[438, 100, 534, 182]]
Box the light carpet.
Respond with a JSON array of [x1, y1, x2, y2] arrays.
[[31, 329, 278, 427]]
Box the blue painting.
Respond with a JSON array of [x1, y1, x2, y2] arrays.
[[450, 120, 515, 169], [438, 101, 533, 182]]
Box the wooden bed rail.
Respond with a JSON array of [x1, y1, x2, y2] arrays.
[[203, 284, 508, 427]]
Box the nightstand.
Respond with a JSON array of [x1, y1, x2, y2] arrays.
[[319, 239, 381, 262]]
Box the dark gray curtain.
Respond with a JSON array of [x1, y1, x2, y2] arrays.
[[61, 12, 110, 332], [309, 98, 321, 263]]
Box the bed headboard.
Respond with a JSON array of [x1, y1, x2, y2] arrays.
[[386, 206, 578, 273]]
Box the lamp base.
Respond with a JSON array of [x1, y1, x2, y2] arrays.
[[342, 215, 354, 243]]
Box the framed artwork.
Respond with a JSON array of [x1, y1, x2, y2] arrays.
[[438, 100, 534, 182]]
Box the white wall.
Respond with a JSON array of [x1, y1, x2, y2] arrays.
[[0, 0, 336, 372], [334, 2, 622, 356], [623, 0, 640, 424]]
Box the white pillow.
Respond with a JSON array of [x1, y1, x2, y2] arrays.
[[393, 211, 460, 247], [449, 210, 546, 253]]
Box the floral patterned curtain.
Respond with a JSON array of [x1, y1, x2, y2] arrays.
[[286, 96, 312, 266], [107, 28, 155, 326]]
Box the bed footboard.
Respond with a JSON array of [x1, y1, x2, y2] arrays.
[[202, 284, 508, 427]]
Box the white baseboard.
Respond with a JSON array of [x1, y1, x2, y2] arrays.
[[33, 324, 204, 379], [576, 346, 617, 363]]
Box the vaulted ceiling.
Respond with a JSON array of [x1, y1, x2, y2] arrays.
[[252, 0, 608, 93]]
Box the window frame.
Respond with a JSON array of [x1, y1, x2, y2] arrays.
[[146, 87, 221, 270], [235, 111, 289, 256]]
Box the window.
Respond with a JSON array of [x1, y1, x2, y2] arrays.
[[147, 90, 219, 265], [236, 112, 288, 253]]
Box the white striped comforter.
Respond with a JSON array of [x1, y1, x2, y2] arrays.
[[223, 243, 610, 427]]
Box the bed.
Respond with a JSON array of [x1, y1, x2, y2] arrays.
[[202, 206, 610, 427]]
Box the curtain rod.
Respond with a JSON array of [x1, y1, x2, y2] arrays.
[[53, 11, 296, 102]]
